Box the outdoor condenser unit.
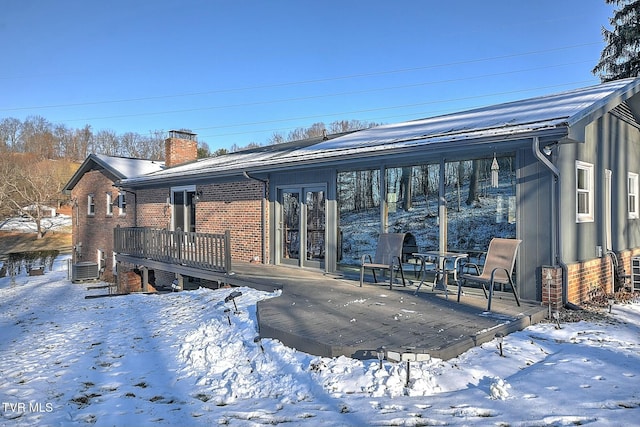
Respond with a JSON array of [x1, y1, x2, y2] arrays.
[[71, 261, 100, 282]]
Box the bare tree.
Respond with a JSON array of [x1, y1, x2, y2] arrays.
[[0, 155, 75, 237], [20, 116, 58, 159], [400, 167, 413, 210], [267, 132, 285, 145], [94, 129, 120, 156], [0, 118, 21, 152], [73, 125, 93, 160], [146, 130, 166, 160]]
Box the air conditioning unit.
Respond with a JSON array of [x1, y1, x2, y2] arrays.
[[72, 261, 99, 282]]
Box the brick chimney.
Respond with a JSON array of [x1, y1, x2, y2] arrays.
[[165, 130, 198, 168]]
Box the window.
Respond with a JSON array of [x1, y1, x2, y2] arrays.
[[87, 194, 95, 216], [117, 192, 126, 216], [629, 172, 639, 219], [106, 192, 113, 216], [576, 161, 594, 222]]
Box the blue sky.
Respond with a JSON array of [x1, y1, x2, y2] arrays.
[[1, 1, 614, 151]]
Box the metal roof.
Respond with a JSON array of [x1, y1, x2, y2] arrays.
[[120, 78, 640, 187], [63, 154, 165, 192]]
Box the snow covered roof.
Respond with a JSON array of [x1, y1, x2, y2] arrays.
[[120, 78, 640, 186], [91, 154, 165, 179], [63, 154, 165, 192]]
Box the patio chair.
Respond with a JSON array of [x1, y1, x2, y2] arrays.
[[458, 238, 521, 311], [360, 233, 407, 289]]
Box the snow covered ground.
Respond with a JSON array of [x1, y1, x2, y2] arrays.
[[1, 255, 640, 426], [0, 214, 72, 233]]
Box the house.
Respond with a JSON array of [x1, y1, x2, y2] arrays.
[[21, 204, 56, 218], [63, 153, 165, 285], [79, 78, 640, 308]]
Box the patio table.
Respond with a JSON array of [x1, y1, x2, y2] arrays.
[[412, 251, 468, 298]]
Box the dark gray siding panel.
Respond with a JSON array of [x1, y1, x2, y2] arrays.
[[595, 114, 640, 251], [518, 148, 554, 301], [557, 131, 598, 263]]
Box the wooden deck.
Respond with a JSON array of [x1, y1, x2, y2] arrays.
[[184, 262, 548, 361], [112, 227, 546, 360]]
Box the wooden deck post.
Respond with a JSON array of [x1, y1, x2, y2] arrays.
[[224, 230, 232, 273], [142, 266, 149, 292]]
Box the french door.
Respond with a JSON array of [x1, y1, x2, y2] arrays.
[[278, 186, 326, 269]]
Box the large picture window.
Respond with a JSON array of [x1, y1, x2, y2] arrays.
[[576, 161, 594, 223], [445, 156, 516, 251], [337, 169, 381, 266], [336, 154, 516, 270]]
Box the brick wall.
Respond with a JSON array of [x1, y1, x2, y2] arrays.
[[71, 169, 134, 281], [563, 248, 640, 304], [130, 179, 268, 288], [116, 264, 157, 293], [136, 188, 171, 229], [195, 180, 267, 263]]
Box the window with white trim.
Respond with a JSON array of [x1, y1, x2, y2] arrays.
[[576, 161, 594, 223], [87, 194, 95, 216], [628, 172, 639, 219], [117, 192, 126, 216], [106, 192, 113, 216]]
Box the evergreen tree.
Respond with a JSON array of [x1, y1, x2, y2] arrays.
[[593, 0, 640, 82]]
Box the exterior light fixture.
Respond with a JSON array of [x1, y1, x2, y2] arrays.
[[553, 311, 561, 329], [495, 332, 505, 357], [376, 347, 385, 370], [543, 142, 558, 156], [225, 290, 243, 312], [224, 308, 232, 326], [254, 336, 265, 353], [608, 298, 615, 313]]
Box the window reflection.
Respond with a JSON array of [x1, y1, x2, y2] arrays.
[[336, 154, 516, 269]]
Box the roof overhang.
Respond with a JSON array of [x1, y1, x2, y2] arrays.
[[119, 126, 568, 189]]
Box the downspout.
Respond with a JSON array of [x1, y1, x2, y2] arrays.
[[243, 171, 268, 264], [532, 136, 569, 305]]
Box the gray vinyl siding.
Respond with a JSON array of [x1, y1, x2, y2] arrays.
[[593, 113, 640, 252], [518, 148, 554, 301]]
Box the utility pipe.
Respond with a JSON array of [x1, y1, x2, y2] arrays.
[[243, 171, 268, 264], [532, 136, 569, 306]]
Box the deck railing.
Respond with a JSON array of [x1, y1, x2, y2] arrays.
[[114, 227, 232, 273]]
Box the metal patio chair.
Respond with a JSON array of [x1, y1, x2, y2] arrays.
[[459, 238, 522, 311], [360, 233, 407, 290]]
